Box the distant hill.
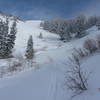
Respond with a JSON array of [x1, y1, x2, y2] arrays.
[[0, 10, 23, 21]]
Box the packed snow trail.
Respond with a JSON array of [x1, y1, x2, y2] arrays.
[[47, 64, 57, 100], [0, 61, 65, 100], [0, 66, 53, 100]]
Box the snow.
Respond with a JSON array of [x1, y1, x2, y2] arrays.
[[15, 20, 61, 56], [71, 53, 100, 100], [0, 19, 100, 100]]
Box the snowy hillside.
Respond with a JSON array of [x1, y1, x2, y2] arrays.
[[0, 11, 22, 21], [0, 17, 100, 100]]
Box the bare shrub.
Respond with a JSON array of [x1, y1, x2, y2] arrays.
[[26, 59, 34, 68], [7, 60, 22, 72], [15, 53, 24, 60], [15, 53, 25, 64], [96, 35, 100, 49], [66, 54, 88, 95], [0, 68, 6, 78], [73, 48, 88, 58], [83, 39, 97, 54]]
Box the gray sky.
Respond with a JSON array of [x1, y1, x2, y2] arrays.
[[0, 0, 100, 20]]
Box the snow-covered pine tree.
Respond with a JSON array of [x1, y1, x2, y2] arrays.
[[3, 17, 9, 37], [5, 20, 17, 57], [0, 19, 4, 58], [38, 32, 43, 39], [75, 15, 87, 38], [87, 16, 98, 29], [3, 17, 10, 58], [25, 35, 34, 59], [0, 19, 8, 58]]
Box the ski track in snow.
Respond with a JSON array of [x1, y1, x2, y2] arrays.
[[48, 69, 57, 100]]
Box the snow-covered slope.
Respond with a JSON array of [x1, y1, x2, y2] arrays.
[[15, 21, 61, 55], [0, 19, 100, 100], [0, 11, 22, 21]]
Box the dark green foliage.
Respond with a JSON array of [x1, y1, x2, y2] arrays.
[[0, 19, 9, 58], [5, 20, 17, 58], [0, 18, 17, 59], [25, 35, 34, 59], [75, 15, 87, 38]]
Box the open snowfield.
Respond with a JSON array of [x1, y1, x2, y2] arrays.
[[0, 19, 100, 100]]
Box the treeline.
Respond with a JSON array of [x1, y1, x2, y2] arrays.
[[41, 15, 100, 41]]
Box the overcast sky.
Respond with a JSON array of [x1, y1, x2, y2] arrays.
[[0, 0, 100, 20]]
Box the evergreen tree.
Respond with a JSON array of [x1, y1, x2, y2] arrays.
[[87, 16, 98, 28], [25, 35, 34, 59], [0, 19, 7, 58], [38, 32, 43, 39], [4, 17, 9, 36], [75, 15, 87, 38], [3, 18, 9, 58], [5, 20, 17, 57], [0, 18, 17, 58]]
